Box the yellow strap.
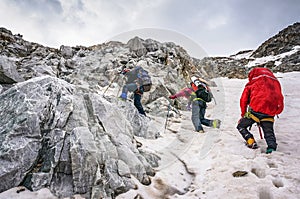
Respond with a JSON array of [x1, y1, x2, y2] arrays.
[[193, 97, 205, 102], [261, 118, 275, 122], [190, 93, 204, 102], [249, 113, 260, 123], [249, 113, 274, 123]]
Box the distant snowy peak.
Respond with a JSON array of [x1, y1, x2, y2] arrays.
[[230, 22, 300, 60], [230, 50, 253, 59], [203, 23, 300, 77], [246, 45, 300, 68]]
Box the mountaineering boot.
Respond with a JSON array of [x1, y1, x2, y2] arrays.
[[119, 92, 127, 100], [266, 148, 275, 154], [246, 137, 258, 149], [197, 130, 205, 133], [212, 119, 221, 129]]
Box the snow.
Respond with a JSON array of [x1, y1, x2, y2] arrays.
[[229, 46, 300, 67], [117, 72, 300, 199], [246, 46, 300, 67], [1, 72, 299, 199]]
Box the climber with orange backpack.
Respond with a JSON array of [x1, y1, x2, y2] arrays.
[[237, 67, 284, 154], [169, 76, 221, 133]]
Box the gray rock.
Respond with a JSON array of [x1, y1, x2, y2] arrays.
[[143, 39, 160, 52], [59, 45, 75, 59], [0, 56, 24, 83], [117, 160, 131, 177], [127, 37, 147, 57], [0, 76, 157, 198]]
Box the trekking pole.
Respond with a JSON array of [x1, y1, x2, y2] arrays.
[[158, 79, 181, 114], [103, 74, 119, 96], [213, 96, 217, 105], [164, 101, 171, 134], [207, 86, 217, 105], [103, 65, 126, 97], [116, 79, 123, 97], [117, 72, 128, 97]]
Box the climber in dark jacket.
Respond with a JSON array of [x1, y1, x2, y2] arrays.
[[119, 66, 146, 116]]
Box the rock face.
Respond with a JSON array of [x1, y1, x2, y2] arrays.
[[0, 22, 299, 198], [0, 76, 158, 198]]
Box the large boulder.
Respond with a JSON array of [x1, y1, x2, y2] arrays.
[[0, 76, 158, 198], [127, 37, 147, 57], [0, 56, 24, 83]]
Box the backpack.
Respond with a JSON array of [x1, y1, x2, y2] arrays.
[[191, 77, 212, 102], [244, 67, 284, 116], [136, 66, 152, 92], [195, 86, 212, 102]]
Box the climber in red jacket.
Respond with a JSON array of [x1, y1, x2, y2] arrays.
[[237, 67, 284, 153]]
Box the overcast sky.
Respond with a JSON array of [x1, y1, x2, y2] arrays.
[[1, 0, 299, 58]]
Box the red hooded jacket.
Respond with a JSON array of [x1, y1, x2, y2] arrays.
[[240, 68, 284, 117]]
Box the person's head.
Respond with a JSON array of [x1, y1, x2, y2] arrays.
[[191, 76, 201, 87], [190, 76, 200, 91], [248, 67, 275, 81]]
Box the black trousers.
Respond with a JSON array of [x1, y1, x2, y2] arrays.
[[133, 92, 146, 116], [237, 116, 277, 150], [122, 83, 146, 116]]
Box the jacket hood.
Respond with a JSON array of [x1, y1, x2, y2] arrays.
[[248, 67, 276, 81]]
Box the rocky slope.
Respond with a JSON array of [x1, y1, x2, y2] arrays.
[[0, 22, 299, 198], [0, 27, 203, 198], [196, 22, 300, 78], [252, 22, 300, 58]]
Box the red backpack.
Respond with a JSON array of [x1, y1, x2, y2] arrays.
[[240, 68, 284, 116]]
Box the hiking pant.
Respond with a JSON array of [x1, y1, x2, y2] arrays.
[[236, 114, 277, 150], [133, 93, 145, 115], [122, 83, 146, 116], [191, 100, 212, 131]]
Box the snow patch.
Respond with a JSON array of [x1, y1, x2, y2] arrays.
[[246, 45, 300, 67]]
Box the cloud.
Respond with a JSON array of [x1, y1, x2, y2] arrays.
[[0, 0, 299, 56]]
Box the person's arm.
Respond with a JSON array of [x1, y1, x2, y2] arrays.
[[169, 88, 192, 99], [240, 86, 250, 117], [276, 85, 284, 115]]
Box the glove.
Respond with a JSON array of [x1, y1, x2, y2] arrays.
[[169, 95, 177, 99], [121, 68, 130, 75], [244, 112, 251, 118]]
